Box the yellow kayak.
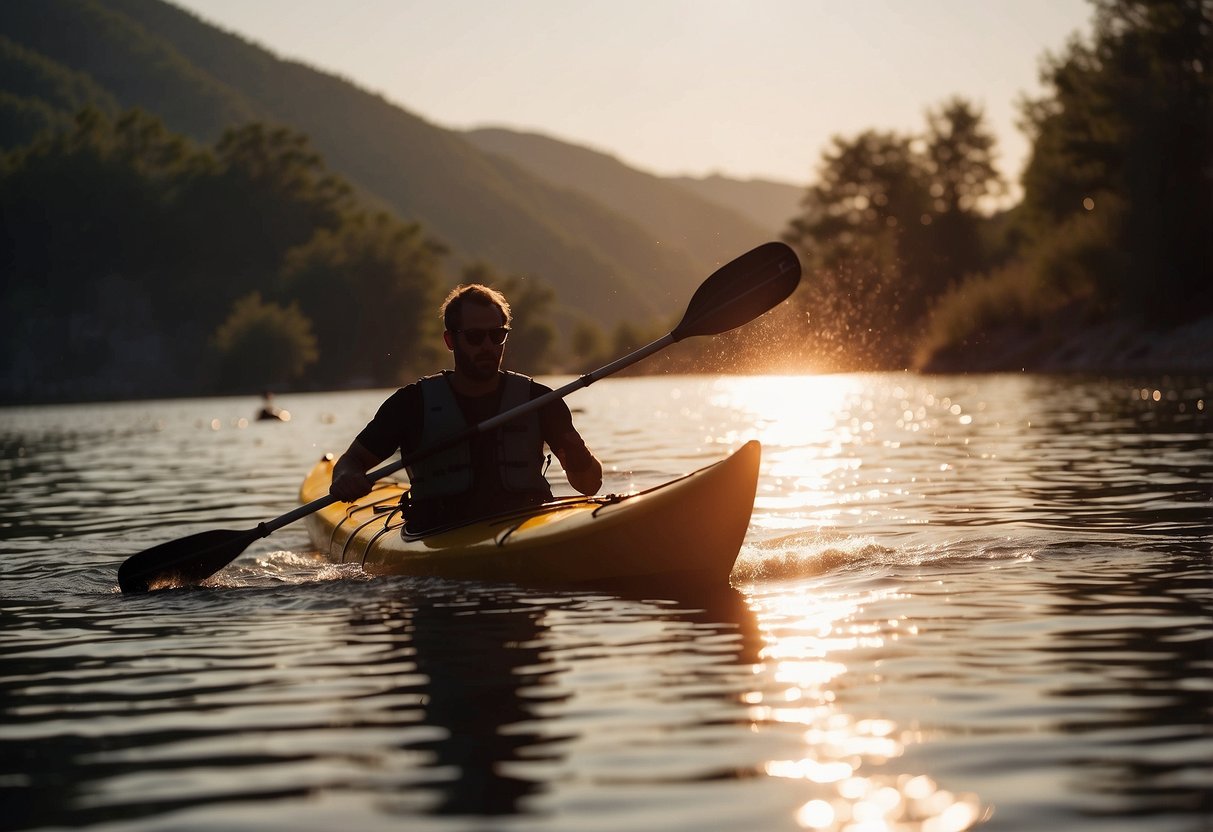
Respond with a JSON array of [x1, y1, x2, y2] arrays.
[[299, 440, 761, 585]]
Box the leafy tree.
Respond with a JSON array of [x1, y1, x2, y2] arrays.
[[920, 0, 1211, 368], [172, 123, 356, 322], [783, 129, 931, 367], [0, 108, 188, 315], [925, 98, 1005, 215], [281, 212, 446, 387], [922, 97, 1005, 295], [784, 99, 1005, 368], [0, 34, 119, 148], [211, 292, 318, 391], [1019, 0, 1213, 323], [787, 130, 927, 265]]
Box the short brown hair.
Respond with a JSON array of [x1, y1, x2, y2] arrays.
[[440, 284, 511, 331]]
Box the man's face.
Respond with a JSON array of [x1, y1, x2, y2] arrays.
[[448, 302, 507, 382]]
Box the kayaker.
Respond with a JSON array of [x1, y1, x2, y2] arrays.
[[256, 391, 283, 421], [328, 284, 603, 531]]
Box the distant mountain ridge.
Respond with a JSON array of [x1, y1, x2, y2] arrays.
[[669, 173, 803, 238], [463, 126, 805, 257], [0, 0, 776, 327], [464, 127, 782, 279]]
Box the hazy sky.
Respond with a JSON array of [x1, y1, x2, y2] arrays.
[[170, 0, 1092, 190]]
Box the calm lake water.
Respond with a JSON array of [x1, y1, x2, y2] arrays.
[[2, 373, 1210, 832]]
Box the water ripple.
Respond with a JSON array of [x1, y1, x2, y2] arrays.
[[1, 375, 1210, 831]]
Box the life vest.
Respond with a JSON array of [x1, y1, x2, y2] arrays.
[[405, 371, 550, 500]]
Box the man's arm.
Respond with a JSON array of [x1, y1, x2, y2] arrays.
[[551, 430, 603, 496], [329, 439, 386, 502]]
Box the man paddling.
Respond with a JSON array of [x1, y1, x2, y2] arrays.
[[329, 284, 603, 532]]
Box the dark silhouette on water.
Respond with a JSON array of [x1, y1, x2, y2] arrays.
[[256, 392, 288, 422]]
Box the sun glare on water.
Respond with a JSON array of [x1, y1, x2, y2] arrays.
[[747, 583, 986, 832], [707, 375, 987, 829], [707, 375, 872, 531]]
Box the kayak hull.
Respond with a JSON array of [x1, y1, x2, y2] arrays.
[[300, 440, 761, 586]]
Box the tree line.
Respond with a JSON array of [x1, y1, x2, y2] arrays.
[[2, 0, 1207, 402], [776, 0, 1211, 371], [0, 107, 647, 402], [0, 109, 429, 400]]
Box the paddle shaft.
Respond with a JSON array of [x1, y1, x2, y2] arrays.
[[264, 332, 678, 537]]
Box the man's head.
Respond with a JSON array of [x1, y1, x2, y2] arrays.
[[440, 284, 512, 382], [441, 284, 512, 333]]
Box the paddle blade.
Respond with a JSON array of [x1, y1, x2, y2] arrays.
[[672, 241, 801, 340], [117, 527, 261, 593]]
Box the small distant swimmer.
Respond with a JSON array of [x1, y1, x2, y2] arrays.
[[256, 391, 290, 422]]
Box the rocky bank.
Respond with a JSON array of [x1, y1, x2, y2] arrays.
[[920, 314, 1213, 375]]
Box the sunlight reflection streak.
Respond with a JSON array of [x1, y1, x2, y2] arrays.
[[746, 583, 985, 831]]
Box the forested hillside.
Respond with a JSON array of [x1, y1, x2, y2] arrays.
[[465, 127, 772, 279], [778, 0, 1211, 372], [0, 0, 784, 403], [0, 0, 747, 325], [670, 174, 803, 238]]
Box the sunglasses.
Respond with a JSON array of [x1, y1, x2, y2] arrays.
[[455, 326, 511, 346]]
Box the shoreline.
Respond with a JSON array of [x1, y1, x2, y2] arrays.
[[4, 321, 1211, 408], [918, 314, 1213, 376]]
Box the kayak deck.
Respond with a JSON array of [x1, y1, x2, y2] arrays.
[[300, 440, 761, 586]]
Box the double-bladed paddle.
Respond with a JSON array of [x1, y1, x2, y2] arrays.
[[117, 241, 802, 593]]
